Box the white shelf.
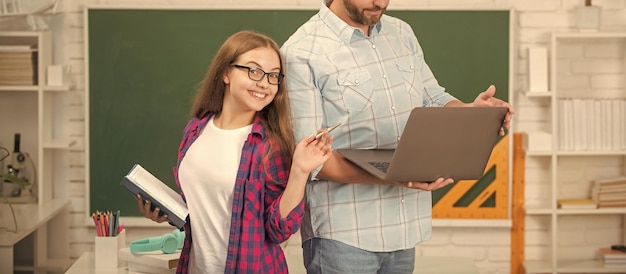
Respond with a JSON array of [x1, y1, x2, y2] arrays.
[[525, 150, 552, 156], [523, 205, 626, 215], [0, 31, 49, 37], [557, 150, 626, 156], [523, 31, 626, 274], [43, 139, 75, 149], [558, 259, 626, 273], [0, 85, 70, 92], [0, 29, 72, 274], [0, 85, 38, 92], [526, 259, 626, 273], [526, 150, 626, 156], [43, 85, 71, 92], [557, 208, 626, 215], [524, 91, 552, 98], [553, 31, 626, 39]]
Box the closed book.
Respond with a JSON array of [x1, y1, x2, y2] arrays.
[[595, 177, 626, 186], [598, 202, 626, 208], [598, 185, 626, 193], [118, 247, 179, 269], [120, 164, 188, 229], [597, 192, 626, 201], [603, 258, 626, 264], [600, 247, 626, 258], [557, 198, 597, 209]]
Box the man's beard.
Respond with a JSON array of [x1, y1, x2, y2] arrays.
[[344, 0, 385, 26]]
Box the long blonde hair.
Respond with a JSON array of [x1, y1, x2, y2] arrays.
[[190, 30, 296, 162]]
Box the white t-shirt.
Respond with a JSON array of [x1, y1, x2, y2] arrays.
[[178, 117, 252, 273]]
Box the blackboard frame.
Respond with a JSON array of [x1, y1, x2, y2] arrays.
[[85, 7, 513, 223]]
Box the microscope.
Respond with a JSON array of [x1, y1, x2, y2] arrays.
[[1, 133, 37, 203]]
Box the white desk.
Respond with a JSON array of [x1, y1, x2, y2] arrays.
[[67, 252, 479, 274], [66, 252, 177, 274], [65, 252, 128, 274], [0, 198, 72, 273]]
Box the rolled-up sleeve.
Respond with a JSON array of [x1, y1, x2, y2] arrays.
[[263, 149, 304, 244]]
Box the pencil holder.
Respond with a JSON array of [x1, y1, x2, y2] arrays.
[[95, 229, 126, 268]]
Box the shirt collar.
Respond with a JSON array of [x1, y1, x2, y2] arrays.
[[319, 3, 383, 45], [250, 114, 265, 138]]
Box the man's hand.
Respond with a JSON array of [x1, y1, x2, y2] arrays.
[[472, 85, 515, 136], [396, 177, 455, 191]]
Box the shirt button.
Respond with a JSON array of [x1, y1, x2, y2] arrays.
[[401, 199, 405, 203], [355, 80, 359, 84], [383, 74, 387, 79], [397, 137, 401, 141], [391, 106, 396, 110], [410, 65, 414, 70], [372, 44, 376, 49]]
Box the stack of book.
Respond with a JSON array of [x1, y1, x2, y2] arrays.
[[599, 247, 626, 268], [558, 98, 626, 152], [118, 247, 178, 274], [0, 45, 37, 85], [591, 177, 626, 208]]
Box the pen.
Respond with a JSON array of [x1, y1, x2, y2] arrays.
[[92, 213, 100, 237], [114, 210, 120, 236], [314, 122, 341, 139], [108, 212, 114, 237], [100, 213, 107, 237], [95, 214, 102, 237]]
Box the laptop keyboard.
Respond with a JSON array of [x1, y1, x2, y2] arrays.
[[368, 162, 390, 173]]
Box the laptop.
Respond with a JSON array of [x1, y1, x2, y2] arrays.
[[336, 107, 508, 182]]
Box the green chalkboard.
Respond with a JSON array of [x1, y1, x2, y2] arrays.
[[87, 9, 510, 216]]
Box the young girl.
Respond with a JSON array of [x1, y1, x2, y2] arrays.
[[137, 30, 333, 273]]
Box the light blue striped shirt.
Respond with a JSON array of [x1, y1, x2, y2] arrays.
[[280, 4, 457, 252]]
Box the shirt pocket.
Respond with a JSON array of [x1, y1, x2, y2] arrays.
[[394, 59, 424, 101], [336, 70, 373, 112]]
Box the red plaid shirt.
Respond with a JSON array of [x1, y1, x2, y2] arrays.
[[174, 113, 304, 273]]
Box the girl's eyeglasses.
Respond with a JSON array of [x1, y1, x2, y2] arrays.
[[232, 64, 284, 85]]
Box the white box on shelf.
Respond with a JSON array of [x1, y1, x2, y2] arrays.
[[523, 131, 552, 152], [527, 47, 549, 93], [575, 6, 601, 31], [46, 65, 63, 86]]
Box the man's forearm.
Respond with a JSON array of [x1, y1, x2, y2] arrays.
[[316, 151, 396, 185]]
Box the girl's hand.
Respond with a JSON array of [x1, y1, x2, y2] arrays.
[[135, 194, 169, 223], [291, 130, 333, 175]]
